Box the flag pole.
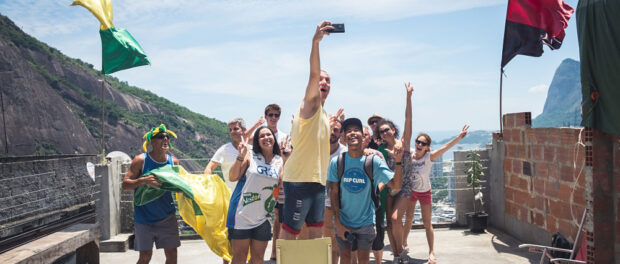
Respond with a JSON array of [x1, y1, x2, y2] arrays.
[[499, 68, 504, 138], [101, 74, 106, 163]]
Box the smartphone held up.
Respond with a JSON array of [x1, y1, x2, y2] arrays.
[[326, 23, 345, 33]]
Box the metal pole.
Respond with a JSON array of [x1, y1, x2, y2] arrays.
[[0, 84, 8, 154], [101, 75, 105, 163], [499, 68, 504, 137]]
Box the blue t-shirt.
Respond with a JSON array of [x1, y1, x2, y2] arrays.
[[327, 153, 394, 228]]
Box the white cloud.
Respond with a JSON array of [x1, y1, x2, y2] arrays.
[[527, 84, 548, 94]]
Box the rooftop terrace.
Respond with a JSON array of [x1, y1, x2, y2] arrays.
[[101, 227, 539, 264]]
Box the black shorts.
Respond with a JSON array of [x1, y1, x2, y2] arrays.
[[228, 221, 272, 241]]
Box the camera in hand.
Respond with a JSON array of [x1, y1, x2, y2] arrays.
[[326, 23, 345, 33], [344, 231, 356, 242]]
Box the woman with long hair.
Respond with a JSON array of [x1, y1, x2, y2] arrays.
[[406, 125, 468, 263], [227, 126, 283, 264], [375, 82, 414, 264]]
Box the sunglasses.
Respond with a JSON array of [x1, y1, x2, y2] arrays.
[[415, 140, 429, 146], [379, 128, 391, 134], [267, 113, 280, 118], [369, 120, 379, 125], [152, 133, 170, 140]]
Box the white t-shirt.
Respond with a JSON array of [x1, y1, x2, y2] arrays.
[[410, 152, 433, 192], [326, 144, 348, 207], [211, 143, 239, 190], [228, 153, 283, 229]]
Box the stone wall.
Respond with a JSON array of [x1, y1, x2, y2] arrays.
[[0, 155, 98, 239]]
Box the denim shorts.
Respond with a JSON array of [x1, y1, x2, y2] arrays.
[[228, 220, 272, 241], [281, 182, 325, 234]]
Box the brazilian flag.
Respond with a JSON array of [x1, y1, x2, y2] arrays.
[[136, 164, 235, 262], [72, 0, 150, 74]]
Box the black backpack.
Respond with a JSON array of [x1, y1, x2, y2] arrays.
[[335, 152, 379, 208], [551, 232, 572, 259]]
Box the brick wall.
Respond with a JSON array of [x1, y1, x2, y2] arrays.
[[586, 127, 620, 263], [503, 112, 586, 243], [0, 155, 99, 239]]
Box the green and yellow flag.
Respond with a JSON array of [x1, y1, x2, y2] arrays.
[[72, 0, 150, 74]]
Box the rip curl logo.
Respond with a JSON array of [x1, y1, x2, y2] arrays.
[[242, 192, 261, 206], [342, 168, 367, 193]]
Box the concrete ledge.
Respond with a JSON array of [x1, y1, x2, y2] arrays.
[[0, 223, 100, 264], [100, 233, 133, 252]]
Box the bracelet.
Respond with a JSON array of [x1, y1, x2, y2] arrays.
[[236, 156, 244, 162], [395, 162, 402, 166]]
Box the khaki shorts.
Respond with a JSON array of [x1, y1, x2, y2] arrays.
[[134, 214, 180, 251]]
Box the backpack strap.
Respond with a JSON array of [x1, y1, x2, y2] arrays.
[[364, 154, 379, 209], [336, 152, 347, 209]]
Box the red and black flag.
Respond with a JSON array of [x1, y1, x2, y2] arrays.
[[501, 0, 574, 68]]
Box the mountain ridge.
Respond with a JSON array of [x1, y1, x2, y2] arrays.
[[0, 14, 228, 170]]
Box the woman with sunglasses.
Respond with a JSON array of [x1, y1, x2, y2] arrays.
[[227, 126, 284, 264], [407, 125, 469, 263], [373, 82, 414, 264]]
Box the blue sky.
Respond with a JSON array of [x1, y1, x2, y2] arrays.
[[0, 0, 580, 136]]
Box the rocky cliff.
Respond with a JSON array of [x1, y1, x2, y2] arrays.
[[0, 14, 228, 171], [532, 58, 582, 127]]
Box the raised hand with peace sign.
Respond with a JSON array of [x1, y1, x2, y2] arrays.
[[229, 135, 251, 182]]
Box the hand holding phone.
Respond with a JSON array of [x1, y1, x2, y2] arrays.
[[326, 23, 345, 33]]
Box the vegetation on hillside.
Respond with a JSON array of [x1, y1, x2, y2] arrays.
[[0, 14, 228, 162]]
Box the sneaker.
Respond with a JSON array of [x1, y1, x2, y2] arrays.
[[393, 254, 399, 263], [399, 252, 409, 264]]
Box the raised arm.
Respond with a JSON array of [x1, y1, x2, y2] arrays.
[[229, 136, 251, 182], [245, 116, 265, 140], [430, 125, 470, 161], [402, 82, 414, 152], [299, 21, 334, 119]]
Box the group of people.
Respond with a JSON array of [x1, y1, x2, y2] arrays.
[[122, 21, 469, 264]]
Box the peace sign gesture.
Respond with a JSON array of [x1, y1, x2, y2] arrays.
[[459, 125, 470, 139], [405, 82, 414, 94], [237, 135, 251, 161]]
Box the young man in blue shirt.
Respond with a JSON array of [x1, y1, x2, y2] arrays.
[[328, 118, 403, 264]]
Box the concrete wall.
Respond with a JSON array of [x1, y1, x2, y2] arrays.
[[95, 156, 125, 240], [454, 148, 490, 226], [502, 112, 586, 246], [488, 133, 506, 231], [0, 155, 98, 239]]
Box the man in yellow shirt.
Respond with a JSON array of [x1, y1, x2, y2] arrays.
[[280, 20, 335, 240]]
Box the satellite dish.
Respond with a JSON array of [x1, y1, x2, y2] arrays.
[[86, 162, 96, 182], [106, 151, 132, 162]]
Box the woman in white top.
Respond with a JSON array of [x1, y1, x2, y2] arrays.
[[228, 126, 284, 264], [405, 125, 469, 263]]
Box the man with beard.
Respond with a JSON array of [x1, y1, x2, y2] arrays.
[[324, 119, 347, 263], [280, 20, 336, 240], [122, 124, 181, 264]]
